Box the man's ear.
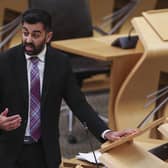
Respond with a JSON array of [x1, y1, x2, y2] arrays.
[[46, 31, 53, 43]]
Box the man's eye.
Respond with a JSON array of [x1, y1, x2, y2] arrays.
[[23, 31, 29, 36], [32, 33, 41, 39]]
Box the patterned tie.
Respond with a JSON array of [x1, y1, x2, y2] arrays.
[[30, 57, 41, 142]]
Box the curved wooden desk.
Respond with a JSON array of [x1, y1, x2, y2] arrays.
[[99, 139, 168, 168], [52, 10, 168, 140], [115, 10, 168, 139], [51, 34, 143, 129], [61, 139, 168, 168]]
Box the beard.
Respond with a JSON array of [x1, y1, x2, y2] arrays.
[[22, 42, 45, 55]]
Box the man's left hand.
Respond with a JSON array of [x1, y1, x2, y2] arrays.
[[104, 129, 138, 141]]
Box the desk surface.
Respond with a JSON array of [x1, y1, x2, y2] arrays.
[[132, 16, 168, 54], [61, 139, 168, 168], [51, 34, 143, 61]]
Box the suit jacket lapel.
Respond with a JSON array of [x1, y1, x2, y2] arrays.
[[41, 47, 52, 109], [13, 46, 53, 116], [14, 46, 29, 115]]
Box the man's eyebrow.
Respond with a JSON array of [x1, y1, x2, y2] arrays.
[[22, 27, 41, 33], [22, 27, 28, 31], [32, 30, 41, 34]]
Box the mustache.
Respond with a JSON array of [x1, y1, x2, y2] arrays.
[[23, 43, 35, 48]]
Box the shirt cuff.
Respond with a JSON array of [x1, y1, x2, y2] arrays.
[[101, 129, 112, 139]]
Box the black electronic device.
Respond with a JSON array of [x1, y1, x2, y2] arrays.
[[111, 35, 138, 49], [149, 142, 168, 161]]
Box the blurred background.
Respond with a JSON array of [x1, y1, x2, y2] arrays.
[[0, 0, 168, 159]]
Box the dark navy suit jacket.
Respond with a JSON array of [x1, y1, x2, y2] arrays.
[[0, 44, 108, 168]]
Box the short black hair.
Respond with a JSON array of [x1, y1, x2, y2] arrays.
[[22, 8, 52, 31]]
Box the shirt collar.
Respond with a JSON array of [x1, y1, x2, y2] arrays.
[[25, 45, 47, 62]]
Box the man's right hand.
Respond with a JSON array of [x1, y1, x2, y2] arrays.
[[0, 108, 22, 131]]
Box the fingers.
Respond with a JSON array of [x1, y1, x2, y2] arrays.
[[104, 128, 139, 142], [104, 131, 121, 141], [107, 134, 121, 141], [5, 116, 22, 131], [5, 114, 22, 122], [7, 121, 21, 131], [116, 128, 137, 136], [2, 119, 21, 131], [7, 116, 22, 126], [0, 109, 22, 131], [123, 128, 138, 135], [1, 108, 9, 116], [121, 128, 137, 135]]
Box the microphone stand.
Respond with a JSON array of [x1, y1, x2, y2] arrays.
[[83, 122, 99, 168]]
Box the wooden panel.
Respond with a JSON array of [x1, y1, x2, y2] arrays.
[[158, 123, 168, 138], [0, 0, 28, 24], [118, 0, 157, 34], [99, 142, 168, 168], [51, 34, 143, 61], [89, 0, 114, 25], [1, 8, 21, 50], [143, 9, 168, 41], [100, 117, 165, 152], [113, 14, 168, 140]]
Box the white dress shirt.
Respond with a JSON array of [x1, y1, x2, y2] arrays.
[[24, 45, 46, 136]]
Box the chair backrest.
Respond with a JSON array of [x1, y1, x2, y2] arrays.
[[29, 0, 111, 88], [29, 0, 93, 40]]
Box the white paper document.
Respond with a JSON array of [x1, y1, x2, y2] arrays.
[[76, 150, 102, 164]]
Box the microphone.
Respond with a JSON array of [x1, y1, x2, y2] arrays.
[[111, 27, 138, 49], [82, 122, 100, 168]]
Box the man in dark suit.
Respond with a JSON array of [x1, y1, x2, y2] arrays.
[[0, 9, 136, 168]]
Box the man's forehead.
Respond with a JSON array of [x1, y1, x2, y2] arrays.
[[22, 22, 45, 31]]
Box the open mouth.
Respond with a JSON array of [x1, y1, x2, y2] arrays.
[[25, 46, 33, 51], [23, 43, 36, 54], [25, 45, 34, 52]]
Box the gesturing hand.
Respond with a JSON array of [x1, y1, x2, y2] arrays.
[[104, 128, 138, 141], [0, 108, 22, 131]]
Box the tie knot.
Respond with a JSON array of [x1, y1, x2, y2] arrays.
[[30, 57, 39, 65]]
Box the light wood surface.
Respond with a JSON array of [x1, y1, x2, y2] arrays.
[[118, 0, 157, 34], [60, 158, 101, 168], [51, 34, 144, 130], [100, 117, 165, 153], [112, 9, 168, 140], [89, 0, 114, 26], [99, 141, 168, 168], [51, 34, 143, 61], [158, 123, 168, 138], [0, 0, 28, 25], [60, 9, 168, 166], [52, 9, 168, 138], [61, 138, 168, 168], [143, 9, 168, 41], [135, 138, 168, 151]]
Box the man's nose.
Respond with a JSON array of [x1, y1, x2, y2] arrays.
[[26, 35, 33, 43]]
